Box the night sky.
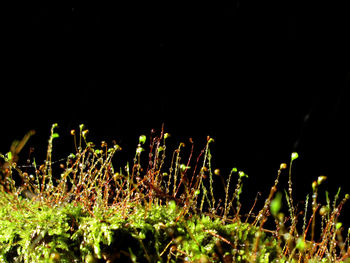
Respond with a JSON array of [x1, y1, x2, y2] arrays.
[[1, 3, 350, 221]]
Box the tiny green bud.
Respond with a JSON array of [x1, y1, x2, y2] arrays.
[[231, 167, 238, 173], [139, 135, 147, 145], [82, 130, 89, 138], [319, 206, 329, 216], [238, 171, 248, 178], [214, 169, 220, 176], [345, 194, 350, 200], [180, 164, 186, 172], [87, 142, 95, 148], [52, 133, 59, 139], [270, 192, 282, 217], [113, 173, 120, 180], [157, 146, 165, 152], [164, 133, 170, 139], [201, 167, 208, 173], [336, 222, 342, 230], [291, 152, 299, 161], [180, 164, 190, 172], [317, 175, 327, 185], [6, 152, 12, 161], [136, 147, 144, 154], [280, 163, 287, 170], [312, 181, 318, 191], [277, 212, 285, 222]]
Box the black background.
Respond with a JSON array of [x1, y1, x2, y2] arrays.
[[1, 3, 350, 223]]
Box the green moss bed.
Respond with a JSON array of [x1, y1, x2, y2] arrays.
[[0, 124, 349, 262]]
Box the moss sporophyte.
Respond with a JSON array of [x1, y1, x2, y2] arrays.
[[0, 124, 349, 262]]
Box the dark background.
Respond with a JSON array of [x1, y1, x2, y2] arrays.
[[1, 3, 350, 223]]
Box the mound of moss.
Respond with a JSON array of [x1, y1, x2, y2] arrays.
[[0, 192, 280, 263], [0, 124, 349, 262]]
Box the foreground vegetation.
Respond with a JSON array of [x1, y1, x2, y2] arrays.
[[0, 124, 349, 262]]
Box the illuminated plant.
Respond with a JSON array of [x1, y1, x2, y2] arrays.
[[0, 124, 349, 262]]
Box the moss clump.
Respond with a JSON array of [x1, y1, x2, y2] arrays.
[[0, 194, 279, 262], [0, 124, 349, 262]]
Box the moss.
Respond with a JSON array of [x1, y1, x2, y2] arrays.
[[0, 124, 349, 262]]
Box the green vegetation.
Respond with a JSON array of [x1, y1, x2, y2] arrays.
[[0, 124, 349, 262]]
